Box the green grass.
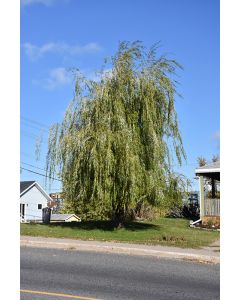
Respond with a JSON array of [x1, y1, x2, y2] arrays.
[[20, 218, 219, 248]]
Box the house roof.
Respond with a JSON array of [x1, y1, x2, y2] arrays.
[[51, 214, 80, 221], [195, 160, 220, 172], [20, 181, 53, 202], [20, 181, 35, 194], [195, 160, 220, 180]]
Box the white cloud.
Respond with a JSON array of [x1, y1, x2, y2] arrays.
[[21, 0, 68, 6], [33, 67, 72, 90], [22, 42, 102, 61], [33, 67, 113, 90]]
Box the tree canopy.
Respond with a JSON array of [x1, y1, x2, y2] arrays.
[[46, 41, 186, 225]]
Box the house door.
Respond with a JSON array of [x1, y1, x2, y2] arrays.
[[20, 204, 25, 222]]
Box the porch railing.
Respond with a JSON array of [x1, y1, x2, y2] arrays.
[[204, 198, 220, 216]]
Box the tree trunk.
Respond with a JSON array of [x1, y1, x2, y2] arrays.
[[114, 206, 125, 228]]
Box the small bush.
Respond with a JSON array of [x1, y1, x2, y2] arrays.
[[207, 219, 214, 228]]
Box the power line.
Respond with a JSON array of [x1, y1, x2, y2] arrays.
[[20, 116, 200, 168], [20, 116, 50, 129], [20, 161, 46, 172], [21, 131, 49, 144], [21, 130, 40, 139], [21, 121, 48, 133], [20, 162, 62, 188], [20, 166, 62, 182], [20, 163, 62, 189]]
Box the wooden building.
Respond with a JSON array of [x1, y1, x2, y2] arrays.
[[195, 160, 220, 227]]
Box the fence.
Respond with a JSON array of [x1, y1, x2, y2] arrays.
[[204, 198, 220, 216], [20, 213, 43, 223]]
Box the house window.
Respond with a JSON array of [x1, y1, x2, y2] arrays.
[[38, 204, 42, 209]]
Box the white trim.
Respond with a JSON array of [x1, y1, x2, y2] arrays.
[[20, 182, 53, 202], [20, 182, 36, 196], [34, 182, 53, 202], [190, 219, 202, 226], [195, 168, 220, 174], [65, 214, 80, 221], [198, 176, 202, 217]]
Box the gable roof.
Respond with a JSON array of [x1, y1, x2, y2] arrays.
[[20, 181, 35, 194], [20, 181, 53, 202], [51, 214, 80, 221]]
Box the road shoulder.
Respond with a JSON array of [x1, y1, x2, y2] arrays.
[[20, 236, 220, 264]]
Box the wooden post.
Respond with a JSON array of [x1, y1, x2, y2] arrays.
[[211, 178, 216, 198], [199, 175, 205, 218]]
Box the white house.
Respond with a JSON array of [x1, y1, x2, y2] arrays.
[[20, 181, 52, 223]]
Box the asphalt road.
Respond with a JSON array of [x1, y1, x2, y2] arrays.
[[21, 247, 220, 300]]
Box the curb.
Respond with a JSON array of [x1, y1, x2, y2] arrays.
[[20, 239, 220, 264]]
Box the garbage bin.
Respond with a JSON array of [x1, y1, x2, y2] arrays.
[[42, 207, 51, 224]]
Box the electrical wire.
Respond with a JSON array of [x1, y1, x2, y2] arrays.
[[20, 161, 46, 172], [20, 116, 50, 129], [20, 166, 62, 182]]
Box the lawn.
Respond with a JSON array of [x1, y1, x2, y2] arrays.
[[20, 217, 219, 248]]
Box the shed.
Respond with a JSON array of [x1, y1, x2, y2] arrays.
[[51, 214, 81, 223]]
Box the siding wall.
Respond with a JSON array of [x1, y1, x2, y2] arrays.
[[20, 186, 48, 221], [204, 198, 220, 216]]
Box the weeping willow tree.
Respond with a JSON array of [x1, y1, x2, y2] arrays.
[[46, 41, 187, 225]]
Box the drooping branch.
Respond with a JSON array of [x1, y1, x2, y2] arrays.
[[45, 41, 186, 224]]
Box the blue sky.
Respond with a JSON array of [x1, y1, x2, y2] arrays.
[[20, 0, 219, 192]]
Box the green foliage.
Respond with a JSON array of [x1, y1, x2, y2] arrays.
[[46, 41, 186, 224], [207, 218, 214, 228]]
